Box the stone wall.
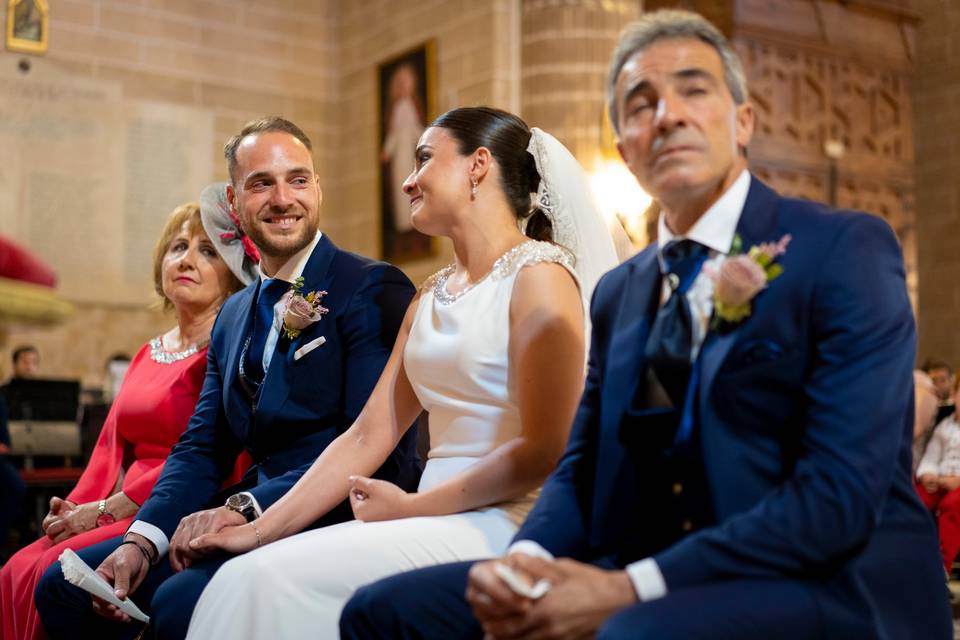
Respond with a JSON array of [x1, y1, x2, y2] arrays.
[[914, 0, 960, 367], [520, 0, 641, 160]]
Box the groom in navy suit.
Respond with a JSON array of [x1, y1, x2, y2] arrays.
[[340, 10, 951, 639], [35, 117, 421, 639]]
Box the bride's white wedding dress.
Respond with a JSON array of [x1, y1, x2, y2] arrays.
[[186, 241, 577, 639]]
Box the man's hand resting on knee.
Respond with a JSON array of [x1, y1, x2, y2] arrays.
[[92, 533, 155, 623]]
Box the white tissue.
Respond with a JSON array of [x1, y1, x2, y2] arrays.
[[58, 548, 150, 623], [494, 561, 552, 600]]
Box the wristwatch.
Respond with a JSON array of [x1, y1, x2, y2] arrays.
[[224, 493, 258, 523], [96, 499, 115, 528]]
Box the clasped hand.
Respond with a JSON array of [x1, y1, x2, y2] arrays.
[[466, 554, 636, 640], [42, 497, 97, 544], [348, 475, 416, 522]]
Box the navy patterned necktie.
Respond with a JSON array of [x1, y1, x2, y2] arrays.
[[644, 239, 710, 407], [246, 278, 288, 381]]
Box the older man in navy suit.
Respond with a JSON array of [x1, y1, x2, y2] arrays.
[[35, 117, 421, 640], [340, 10, 951, 639]]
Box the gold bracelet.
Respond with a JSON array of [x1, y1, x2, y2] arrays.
[[251, 522, 262, 547]]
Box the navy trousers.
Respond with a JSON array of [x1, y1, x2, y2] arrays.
[[35, 535, 231, 640], [340, 561, 833, 640]]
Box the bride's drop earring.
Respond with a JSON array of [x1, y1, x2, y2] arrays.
[[470, 177, 478, 200]]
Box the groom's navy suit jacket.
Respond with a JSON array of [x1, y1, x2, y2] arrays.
[[137, 234, 421, 538], [515, 178, 949, 637]]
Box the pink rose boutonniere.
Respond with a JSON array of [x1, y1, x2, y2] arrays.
[[708, 233, 791, 327], [281, 276, 329, 340]]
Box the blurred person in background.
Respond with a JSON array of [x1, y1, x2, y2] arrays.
[[915, 369, 940, 472], [10, 346, 39, 381], [916, 380, 960, 575], [922, 358, 956, 424]]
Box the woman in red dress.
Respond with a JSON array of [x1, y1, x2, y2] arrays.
[[0, 185, 258, 640]]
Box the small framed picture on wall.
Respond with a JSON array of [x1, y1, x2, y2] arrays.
[[6, 0, 48, 55], [377, 41, 436, 264]]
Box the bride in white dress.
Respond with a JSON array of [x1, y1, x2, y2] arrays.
[[185, 107, 620, 639]]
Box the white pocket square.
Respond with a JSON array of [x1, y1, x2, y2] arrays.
[[294, 336, 326, 361]]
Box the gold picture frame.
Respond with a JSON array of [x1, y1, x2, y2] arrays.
[[377, 40, 437, 264], [6, 0, 48, 55]]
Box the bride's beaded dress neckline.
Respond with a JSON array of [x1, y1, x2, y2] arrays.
[[430, 241, 574, 305]]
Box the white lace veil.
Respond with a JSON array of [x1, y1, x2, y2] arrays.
[[525, 127, 622, 318]]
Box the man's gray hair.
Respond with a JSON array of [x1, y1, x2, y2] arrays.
[[607, 9, 748, 134]]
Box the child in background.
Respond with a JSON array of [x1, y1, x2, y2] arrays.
[[916, 380, 960, 573]]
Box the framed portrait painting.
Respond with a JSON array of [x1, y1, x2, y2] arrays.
[[6, 0, 48, 55], [378, 41, 436, 263]]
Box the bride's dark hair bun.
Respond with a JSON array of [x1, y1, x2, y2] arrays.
[[431, 106, 552, 243]]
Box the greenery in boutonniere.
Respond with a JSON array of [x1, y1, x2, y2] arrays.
[[281, 276, 329, 340], [708, 233, 791, 328]]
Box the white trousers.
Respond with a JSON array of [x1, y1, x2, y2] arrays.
[[185, 509, 517, 640]]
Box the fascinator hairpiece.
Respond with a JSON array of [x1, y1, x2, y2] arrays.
[[199, 182, 260, 286]]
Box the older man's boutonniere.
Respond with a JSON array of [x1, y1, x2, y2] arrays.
[[707, 233, 791, 328], [281, 277, 329, 340]]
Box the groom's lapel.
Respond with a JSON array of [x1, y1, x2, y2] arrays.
[[223, 282, 259, 412], [257, 235, 338, 416], [697, 177, 782, 404]]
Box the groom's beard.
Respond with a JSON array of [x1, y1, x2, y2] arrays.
[[243, 205, 317, 263]]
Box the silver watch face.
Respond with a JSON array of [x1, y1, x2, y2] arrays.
[[226, 493, 253, 512]]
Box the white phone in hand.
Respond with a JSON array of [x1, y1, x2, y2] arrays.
[[493, 561, 552, 600]]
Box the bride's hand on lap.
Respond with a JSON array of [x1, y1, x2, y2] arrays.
[[348, 475, 415, 522], [188, 521, 260, 556]]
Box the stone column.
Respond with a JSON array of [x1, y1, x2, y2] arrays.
[[520, 0, 643, 161], [914, 0, 960, 366]]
